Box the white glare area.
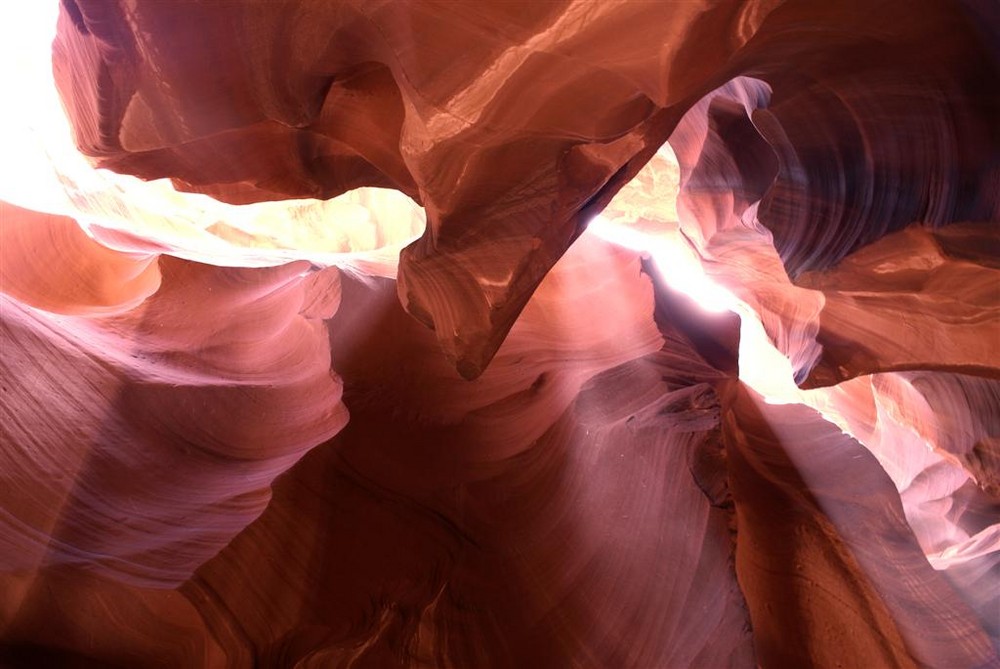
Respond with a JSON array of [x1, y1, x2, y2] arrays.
[[591, 206, 814, 405], [0, 0, 70, 214], [0, 0, 424, 269], [588, 216, 738, 314], [586, 143, 739, 315], [583, 142, 814, 407]]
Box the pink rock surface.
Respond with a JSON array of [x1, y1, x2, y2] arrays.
[[0, 0, 997, 666]]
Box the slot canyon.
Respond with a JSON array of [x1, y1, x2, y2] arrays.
[[0, 0, 998, 667]]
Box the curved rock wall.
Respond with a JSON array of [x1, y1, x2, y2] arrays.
[[0, 0, 997, 666]]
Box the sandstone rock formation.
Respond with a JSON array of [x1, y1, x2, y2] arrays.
[[0, 0, 997, 666]]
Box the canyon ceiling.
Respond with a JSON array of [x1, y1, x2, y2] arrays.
[[0, 0, 998, 667]]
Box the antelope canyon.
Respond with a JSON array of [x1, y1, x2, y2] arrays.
[[1, 1, 998, 667]]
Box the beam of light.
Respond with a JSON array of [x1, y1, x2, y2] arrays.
[[587, 216, 738, 314], [584, 140, 996, 574], [588, 211, 809, 404]]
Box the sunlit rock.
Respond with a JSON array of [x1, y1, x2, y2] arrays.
[[0, 0, 997, 666]]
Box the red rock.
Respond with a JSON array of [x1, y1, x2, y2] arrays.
[[0, 0, 997, 666]]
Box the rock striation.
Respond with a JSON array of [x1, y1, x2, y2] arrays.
[[0, 0, 997, 666]]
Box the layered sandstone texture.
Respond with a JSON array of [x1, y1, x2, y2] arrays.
[[0, 0, 998, 667]]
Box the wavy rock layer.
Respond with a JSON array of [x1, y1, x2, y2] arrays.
[[55, 0, 997, 376], [0, 0, 997, 667]]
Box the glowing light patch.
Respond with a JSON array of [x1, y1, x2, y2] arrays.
[[0, 0, 425, 269], [587, 216, 738, 314], [0, 0, 70, 214]]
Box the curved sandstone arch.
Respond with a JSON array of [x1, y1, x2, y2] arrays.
[[0, 1, 997, 666]]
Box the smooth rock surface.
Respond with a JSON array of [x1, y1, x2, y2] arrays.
[[0, 0, 997, 666]]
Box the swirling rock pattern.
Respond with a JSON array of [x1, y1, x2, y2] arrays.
[[0, 0, 997, 666]]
